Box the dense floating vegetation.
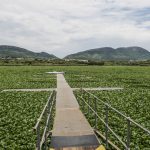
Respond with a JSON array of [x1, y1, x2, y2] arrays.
[[0, 66, 149, 149], [0, 92, 50, 149]]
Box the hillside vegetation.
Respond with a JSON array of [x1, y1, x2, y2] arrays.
[[65, 47, 150, 61], [0, 45, 57, 59]]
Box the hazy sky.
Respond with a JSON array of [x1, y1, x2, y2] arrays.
[[0, 0, 150, 57]]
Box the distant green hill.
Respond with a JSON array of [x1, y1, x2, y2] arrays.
[[64, 47, 150, 61], [0, 45, 57, 59]]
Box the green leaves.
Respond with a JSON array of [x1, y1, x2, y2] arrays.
[[0, 92, 50, 149], [0, 66, 56, 91], [71, 66, 150, 149], [76, 88, 150, 149]]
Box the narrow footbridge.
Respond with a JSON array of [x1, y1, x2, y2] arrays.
[[34, 72, 150, 150], [34, 73, 104, 150], [51, 74, 100, 149]]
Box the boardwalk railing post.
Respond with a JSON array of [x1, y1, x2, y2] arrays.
[[36, 123, 41, 150], [48, 92, 52, 112], [34, 91, 56, 150], [126, 117, 131, 150], [44, 127, 47, 150], [45, 106, 47, 127], [105, 104, 109, 148], [88, 93, 90, 117], [82, 89, 85, 112], [78, 88, 82, 106], [94, 97, 97, 129], [84, 91, 86, 112], [81, 88, 83, 110]]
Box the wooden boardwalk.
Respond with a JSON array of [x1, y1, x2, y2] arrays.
[[51, 74, 100, 150]]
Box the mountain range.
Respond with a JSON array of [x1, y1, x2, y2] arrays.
[[64, 47, 150, 61], [0, 45, 57, 59], [0, 45, 150, 61]]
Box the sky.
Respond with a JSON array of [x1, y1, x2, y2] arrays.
[[0, 0, 150, 58]]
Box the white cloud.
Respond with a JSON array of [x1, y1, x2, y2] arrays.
[[0, 0, 150, 57]]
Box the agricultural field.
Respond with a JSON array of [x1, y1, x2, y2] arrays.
[[0, 66, 150, 149]]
